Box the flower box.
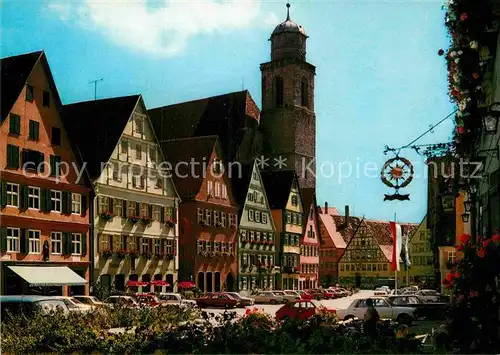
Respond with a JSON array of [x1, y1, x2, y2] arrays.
[[140, 252, 153, 259], [166, 220, 176, 228], [128, 250, 138, 259], [154, 253, 164, 260], [99, 212, 114, 222], [100, 249, 113, 259], [114, 249, 127, 259], [140, 217, 153, 225], [127, 216, 140, 224], [166, 253, 175, 260]]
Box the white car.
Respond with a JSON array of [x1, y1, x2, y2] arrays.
[[374, 287, 390, 296], [336, 297, 415, 325], [158, 293, 196, 307], [73, 295, 106, 308], [414, 289, 442, 302], [104, 295, 139, 308], [253, 291, 285, 304], [57, 296, 92, 313], [274, 290, 301, 302]]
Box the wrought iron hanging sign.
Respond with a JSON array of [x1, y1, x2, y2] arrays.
[[381, 155, 414, 201]]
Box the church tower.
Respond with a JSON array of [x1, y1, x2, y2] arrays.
[[260, 3, 316, 189]]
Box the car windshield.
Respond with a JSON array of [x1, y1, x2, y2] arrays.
[[310, 300, 322, 308], [273, 291, 285, 295], [61, 299, 78, 309], [69, 297, 84, 305], [227, 293, 241, 299], [285, 291, 298, 295]]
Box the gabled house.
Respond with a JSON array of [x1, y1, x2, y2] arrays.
[[338, 217, 419, 288], [0, 51, 92, 296], [408, 216, 433, 285], [148, 90, 261, 165], [317, 203, 345, 286], [231, 160, 278, 292], [299, 188, 320, 290], [62, 95, 180, 296], [261, 170, 303, 290], [158, 136, 239, 293]]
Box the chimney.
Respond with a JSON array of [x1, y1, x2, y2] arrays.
[[324, 201, 328, 214], [344, 205, 349, 224]]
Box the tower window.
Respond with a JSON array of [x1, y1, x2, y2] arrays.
[[275, 76, 283, 107], [301, 77, 309, 107]]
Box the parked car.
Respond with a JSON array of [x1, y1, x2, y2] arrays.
[[253, 291, 285, 304], [0, 295, 69, 318], [386, 295, 448, 320], [328, 288, 348, 297], [284, 290, 301, 298], [57, 296, 93, 313], [104, 295, 139, 308], [72, 295, 106, 308], [336, 297, 416, 325], [305, 289, 324, 300], [196, 293, 239, 309], [273, 290, 300, 303], [224, 292, 255, 307], [374, 287, 391, 296], [297, 290, 314, 300], [157, 293, 196, 306], [414, 289, 445, 303], [322, 290, 337, 299], [275, 300, 336, 321]]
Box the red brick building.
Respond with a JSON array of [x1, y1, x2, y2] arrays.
[[0, 51, 91, 296], [159, 136, 238, 293], [317, 203, 346, 286]]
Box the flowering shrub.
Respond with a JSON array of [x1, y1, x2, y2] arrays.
[[127, 216, 139, 224], [140, 216, 153, 225], [99, 211, 114, 222], [444, 232, 500, 352]]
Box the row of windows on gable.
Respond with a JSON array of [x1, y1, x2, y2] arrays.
[[345, 249, 382, 261], [411, 243, 431, 253], [1, 182, 84, 214], [286, 211, 302, 226], [99, 234, 176, 255], [196, 208, 237, 228], [282, 254, 300, 267], [247, 209, 269, 224], [412, 256, 433, 266], [120, 139, 158, 162], [1, 227, 84, 256], [300, 245, 319, 257], [109, 163, 164, 190], [248, 190, 264, 204], [97, 196, 176, 223], [283, 234, 300, 246], [24, 84, 50, 107], [207, 181, 228, 199], [8, 115, 62, 146], [341, 263, 388, 272], [197, 240, 234, 253], [241, 253, 274, 267], [6, 145, 64, 177], [240, 229, 275, 243]]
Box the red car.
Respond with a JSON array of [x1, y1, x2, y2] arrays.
[[297, 290, 313, 300], [322, 290, 337, 299], [196, 293, 239, 309], [275, 300, 336, 321]]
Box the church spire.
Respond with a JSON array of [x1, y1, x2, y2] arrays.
[[286, 2, 290, 21]]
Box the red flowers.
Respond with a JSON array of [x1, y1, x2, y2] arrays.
[[460, 12, 468, 21], [472, 72, 479, 79], [457, 126, 465, 134], [478, 248, 486, 258], [493, 234, 500, 243], [470, 290, 479, 298], [483, 239, 492, 248], [456, 244, 464, 252], [459, 234, 471, 244]]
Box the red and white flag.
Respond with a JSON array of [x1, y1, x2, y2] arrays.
[[390, 221, 402, 272]]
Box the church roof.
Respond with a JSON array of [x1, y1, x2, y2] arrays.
[[158, 136, 219, 200], [229, 162, 255, 217], [271, 4, 307, 37], [148, 90, 260, 163]]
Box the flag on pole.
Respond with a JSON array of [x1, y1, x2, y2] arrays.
[[404, 231, 411, 269], [390, 221, 402, 271]]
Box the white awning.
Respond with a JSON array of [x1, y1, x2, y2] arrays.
[[7, 266, 87, 286]]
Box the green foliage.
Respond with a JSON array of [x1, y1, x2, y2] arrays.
[[1, 306, 423, 354]]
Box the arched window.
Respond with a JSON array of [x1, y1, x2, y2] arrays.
[[301, 77, 309, 107], [275, 76, 284, 107]]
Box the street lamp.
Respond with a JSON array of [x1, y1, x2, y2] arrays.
[[464, 199, 472, 212], [462, 212, 470, 223], [483, 102, 500, 134]]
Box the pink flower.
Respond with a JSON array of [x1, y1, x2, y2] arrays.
[[456, 244, 464, 252], [483, 239, 492, 248], [492, 234, 500, 243], [459, 234, 471, 244], [478, 248, 486, 258], [460, 13, 468, 21]]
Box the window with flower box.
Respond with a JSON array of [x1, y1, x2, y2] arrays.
[[154, 239, 161, 254], [221, 212, 226, 227], [140, 203, 149, 218], [141, 238, 149, 253], [98, 196, 109, 214], [205, 209, 212, 226], [100, 234, 111, 252], [152, 205, 161, 221], [114, 199, 123, 217], [127, 201, 136, 217], [256, 232, 261, 242], [214, 241, 219, 252]]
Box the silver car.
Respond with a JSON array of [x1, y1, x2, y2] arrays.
[[158, 293, 196, 307], [280, 290, 302, 302], [253, 291, 285, 304]]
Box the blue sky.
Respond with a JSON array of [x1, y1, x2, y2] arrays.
[[2, 0, 454, 223]]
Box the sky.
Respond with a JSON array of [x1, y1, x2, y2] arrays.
[[1, 0, 455, 223]]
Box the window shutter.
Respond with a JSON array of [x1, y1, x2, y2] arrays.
[[20, 229, 27, 254], [40, 189, 47, 212], [46, 189, 52, 211], [148, 238, 152, 252], [0, 228, 7, 253], [160, 206, 165, 223], [67, 193, 73, 214], [0, 181, 7, 208], [122, 200, 127, 218], [50, 155, 56, 176], [82, 234, 87, 255], [63, 232, 71, 255], [81, 195, 87, 216], [108, 198, 114, 215], [136, 236, 141, 251], [160, 239, 165, 253], [148, 204, 153, 219], [62, 192, 69, 214], [173, 207, 177, 221], [135, 202, 140, 216], [39, 152, 45, 172], [20, 185, 28, 210]]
